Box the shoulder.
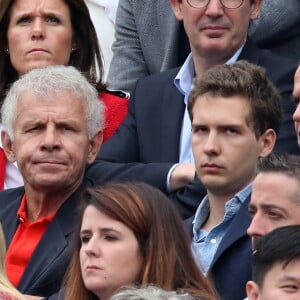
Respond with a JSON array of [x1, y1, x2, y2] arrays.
[[0, 186, 24, 204], [240, 39, 297, 83], [135, 67, 181, 88], [131, 67, 182, 104]]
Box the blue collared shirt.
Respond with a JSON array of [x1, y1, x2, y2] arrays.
[[191, 183, 252, 274]]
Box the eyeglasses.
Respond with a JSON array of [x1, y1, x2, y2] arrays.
[[186, 0, 244, 9]]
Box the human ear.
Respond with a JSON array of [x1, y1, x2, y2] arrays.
[[258, 129, 276, 157], [1, 130, 16, 163], [86, 131, 103, 164], [246, 280, 260, 300], [170, 0, 184, 21]]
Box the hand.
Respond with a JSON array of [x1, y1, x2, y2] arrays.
[[169, 163, 196, 191]]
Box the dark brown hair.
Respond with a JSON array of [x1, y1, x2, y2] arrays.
[[0, 0, 105, 104], [64, 182, 218, 300], [188, 60, 282, 138]]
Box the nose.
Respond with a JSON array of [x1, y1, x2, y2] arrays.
[[293, 104, 300, 122], [205, 0, 224, 18], [40, 125, 60, 151], [203, 132, 220, 155], [247, 214, 267, 238], [84, 237, 100, 257], [31, 19, 45, 40]]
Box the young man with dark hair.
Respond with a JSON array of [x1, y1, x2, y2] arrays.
[[247, 225, 300, 300]]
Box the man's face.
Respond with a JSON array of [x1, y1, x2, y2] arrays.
[[293, 66, 300, 146], [2, 91, 102, 194], [170, 0, 262, 61], [247, 172, 300, 249], [191, 94, 272, 198], [247, 259, 300, 300]]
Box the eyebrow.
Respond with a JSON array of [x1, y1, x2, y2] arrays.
[[80, 228, 120, 234], [278, 275, 300, 282]]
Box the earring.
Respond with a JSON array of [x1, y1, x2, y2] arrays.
[[71, 47, 77, 52], [4, 48, 9, 53]]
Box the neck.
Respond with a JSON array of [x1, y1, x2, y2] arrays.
[[193, 54, 229, 78], [201, 191, 235, 231], [24, 184, 79, 222]]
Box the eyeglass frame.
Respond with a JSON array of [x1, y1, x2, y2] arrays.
[[186, 0, 245, 9]]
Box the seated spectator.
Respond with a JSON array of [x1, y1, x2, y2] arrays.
[[97, 0, 299, 219], [59, 182, 217, 300], [185, 61, 279, 300], [0, 0, 128, 189], [111, 285, 197, 300], [246, 225, 300, 300], [247, 154, 300, 249], [0, 224, 25, 300], [107, 0, 300, 94], [0, 66, 104, 297]]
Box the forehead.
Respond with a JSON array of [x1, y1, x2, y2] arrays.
[[192, 94, 251, 123], [251, 172, 300, 206], [264, 258, 300, 283], [10, 0, 70, 16], [15, 90, 86, 122], [81, 205, 133, 233]]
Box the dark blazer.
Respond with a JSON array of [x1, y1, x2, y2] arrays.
[[0, 171, 99, 297], [185, 196, 252, 300], [97, 38, 299, 218]]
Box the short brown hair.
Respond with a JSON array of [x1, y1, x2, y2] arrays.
[[188, 60, 282, 138]]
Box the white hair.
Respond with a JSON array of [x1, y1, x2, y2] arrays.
[[110, 286, 197, 300], [1, 65, 105, 140]]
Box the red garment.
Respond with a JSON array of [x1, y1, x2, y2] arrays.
[[100, 92, 129, 142], [5, 194, 55, 287]]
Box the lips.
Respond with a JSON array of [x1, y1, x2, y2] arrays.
[[86, 265, 101, 272], [33, 158, 67, 166], [27, 48, 49, 54], [201, 163, 224, 173]]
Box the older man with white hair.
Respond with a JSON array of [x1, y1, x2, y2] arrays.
[[0, 65, 104, 297]]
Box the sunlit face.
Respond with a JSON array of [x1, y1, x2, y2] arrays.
[[170, 0, 262, 63], [80, 205, 143, 300], [247, 173, 300, 249], [1, 91, 101, 194], [293, 66, 300, 146], [247, 259, 300, 300], [7, 0, 74, 75], [191, 94, 271, 198]]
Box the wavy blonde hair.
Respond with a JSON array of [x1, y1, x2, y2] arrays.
[[0, 224, 26, 299]]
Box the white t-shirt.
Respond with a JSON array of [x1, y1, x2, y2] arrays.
[[85, 0, 119, 79]]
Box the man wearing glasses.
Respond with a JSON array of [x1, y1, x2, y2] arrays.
[[97, 0, 298, 218]]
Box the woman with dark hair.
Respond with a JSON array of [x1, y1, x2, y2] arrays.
[[61, 182, 218, 300], [0, 0, 128, 189]]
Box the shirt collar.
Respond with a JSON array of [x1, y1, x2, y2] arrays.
[[192, 182, 252, 235], [17, 194, 56, 224]]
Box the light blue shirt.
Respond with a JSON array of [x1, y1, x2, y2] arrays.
[[166, 45, 244, 190], [191, 183, 252, 274]]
